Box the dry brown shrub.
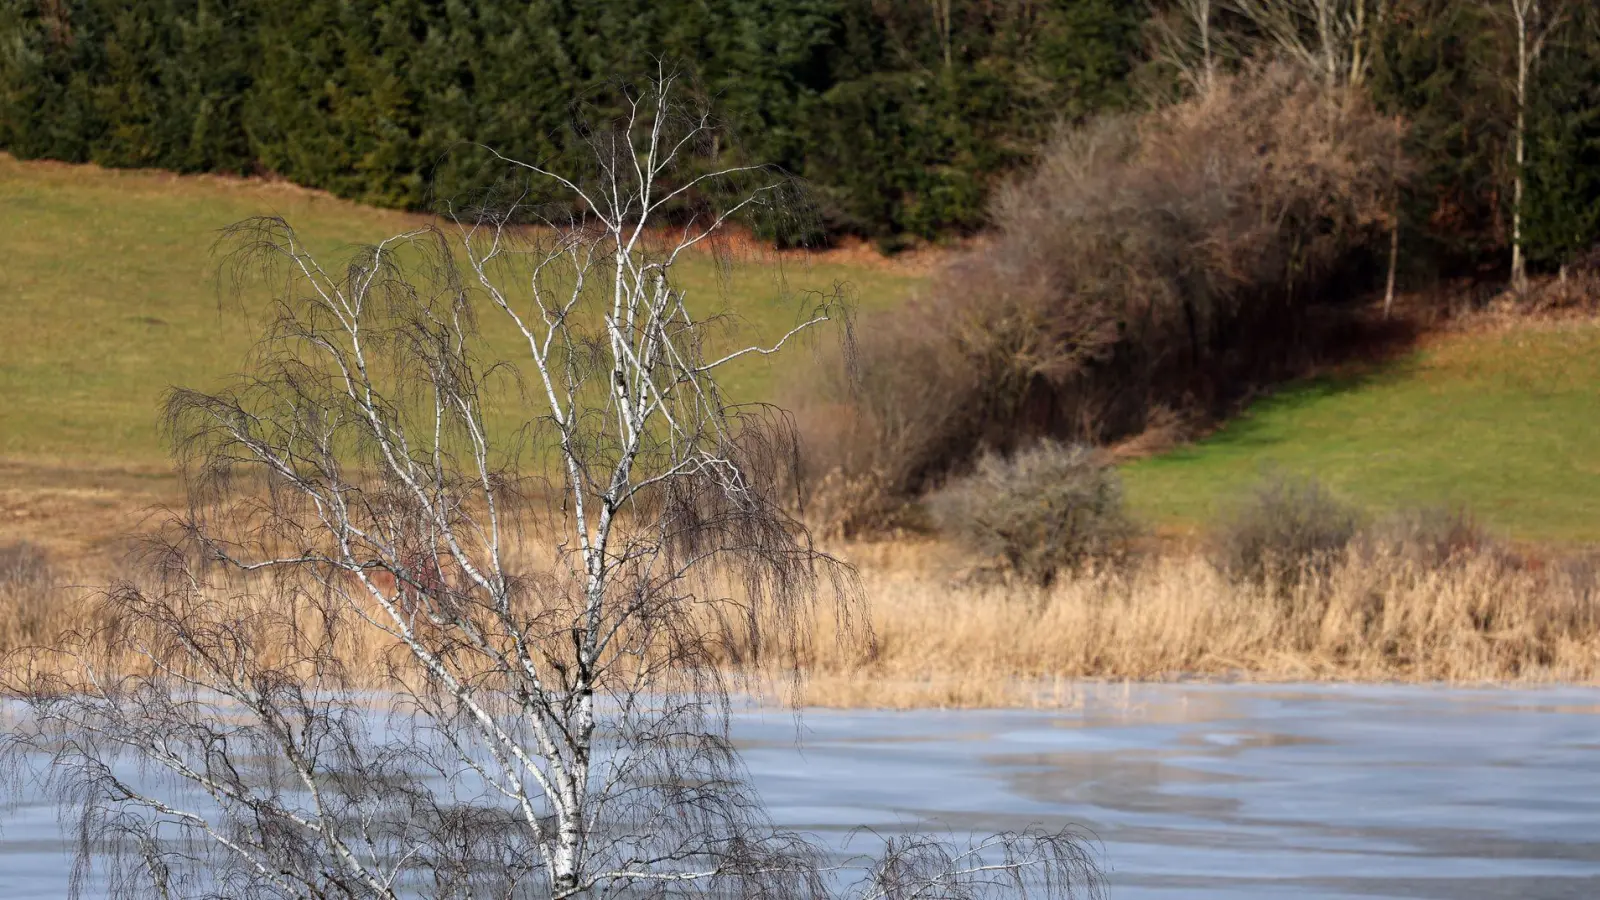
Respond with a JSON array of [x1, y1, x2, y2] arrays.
[[1358, 505, 1500, 569], [799, 67, 1408, 531], [927, 442, 1134, 585], [1211, 473, 1362, 589]]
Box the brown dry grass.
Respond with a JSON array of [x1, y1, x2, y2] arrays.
[[0, 460, 180, 564], [769, 539, 1600, 707], [8, 530, 1600, 708], [0, 543, 78, 658]]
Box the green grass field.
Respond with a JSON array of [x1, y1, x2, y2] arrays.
[[7, 154, 1600, 545], [0, 154, 920, 467], [1122, 323, 1600, 543]]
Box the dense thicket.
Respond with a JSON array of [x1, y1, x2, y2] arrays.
[[775, 1, 1600, 535], [797, 69, 1408, 530], [0, 0, 1141, 240]]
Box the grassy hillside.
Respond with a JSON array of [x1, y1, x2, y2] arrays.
[[6, 155, 1600, 548], [0, 154, 921, 468], [1123, 322, 1600, 543]]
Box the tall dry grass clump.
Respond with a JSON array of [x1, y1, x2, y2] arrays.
[[0, 563, 400, 687], [0, 543, 75, 652], [798, 67, 1407, 532]]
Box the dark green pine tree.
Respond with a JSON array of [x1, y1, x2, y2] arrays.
[[804, 0, 1141, 241], [84, 0, 162, 167], [0, 0, 1143, 239], [1522, 10, 1600, 270], [86, 0, 254, 172], [156, 0, 256, 171], [1370, 0, 1508, 274], [245, 0, 442, 206], [0, 0, 107, 162]]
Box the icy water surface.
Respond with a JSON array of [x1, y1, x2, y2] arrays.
[[6, 683, 1600, 898]]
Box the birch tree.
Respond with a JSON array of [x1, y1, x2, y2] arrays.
[[1, 70, 1100, 900], [1228, 0, 1390, 89], [1149, 0, 1224, 95], [1505, 0, 1569, 290], [932, 0, 955, 71], [1223, 1, 1404, 308]]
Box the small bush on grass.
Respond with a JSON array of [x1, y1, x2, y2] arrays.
[[1361, 506, 1497, 569], [1214, 473, 1361, 588], [928, 441, 1135, 585]]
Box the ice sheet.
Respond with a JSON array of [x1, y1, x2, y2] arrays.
[[5, 683, 1599, 899]]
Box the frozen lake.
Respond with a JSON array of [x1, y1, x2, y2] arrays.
[[6, 682, 1600, 898]]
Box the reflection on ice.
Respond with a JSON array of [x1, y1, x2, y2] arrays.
[[735, 683, 1600, 900], [8, 682, 1600, 899]]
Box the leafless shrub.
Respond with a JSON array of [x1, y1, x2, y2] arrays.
[[1, 70, 1101, 900], [927, 443, 1135, 586], [801, 66, 1407, 530], [855, 829, 1102, 900], [790, 308, 984, 536], [1360, 506, 1499, 569], [1212, 472, 1361, 589]]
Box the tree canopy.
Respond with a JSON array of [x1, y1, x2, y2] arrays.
[[1, 0, 1596, 268]]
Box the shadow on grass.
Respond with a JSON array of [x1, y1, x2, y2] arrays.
[[1159, 348, 1426, 462]]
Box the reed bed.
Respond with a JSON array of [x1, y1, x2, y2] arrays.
[[6, 539, 1600, 708], [766, 540, 1600, 707], [0, 543, 79, 656]]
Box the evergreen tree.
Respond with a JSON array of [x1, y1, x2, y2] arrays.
[[0, 0, 106, 162], [1523, 7, 1600, 268], [11, 0, 1591, 263], [1370, 0, 1508, 271], [0, 0, 1144, 239], [91, 0, 254, 171]]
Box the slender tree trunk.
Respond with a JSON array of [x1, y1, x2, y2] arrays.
[[1317, 0, 1338, 88], [934, 0, 953, 72], [1384, 217, 1400, 318], [1507, 0, 1568, 291], [1512, 2, 1530, 291], [1350, 0, 1366, 86], [1384, 114, 1402, 319]]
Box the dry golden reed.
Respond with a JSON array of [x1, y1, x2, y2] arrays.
[[0, 543, 76, 655], [7, 538, 1600, 708], [757, 540, 1600, 707]]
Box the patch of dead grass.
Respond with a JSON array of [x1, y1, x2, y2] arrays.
[[7, 515, 1600, 707], [764, 539, 1600, 706]]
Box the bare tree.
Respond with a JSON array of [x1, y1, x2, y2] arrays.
[[2, 70, 1101, 900], [1148, 0, 1224, 95], [1220, 1, 1407, 312], [1228, 0, 1390, 89], [1503, 0, 1569, 290], [1155, 0, 1390, 95], [1382, 111, 1405, 319]]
